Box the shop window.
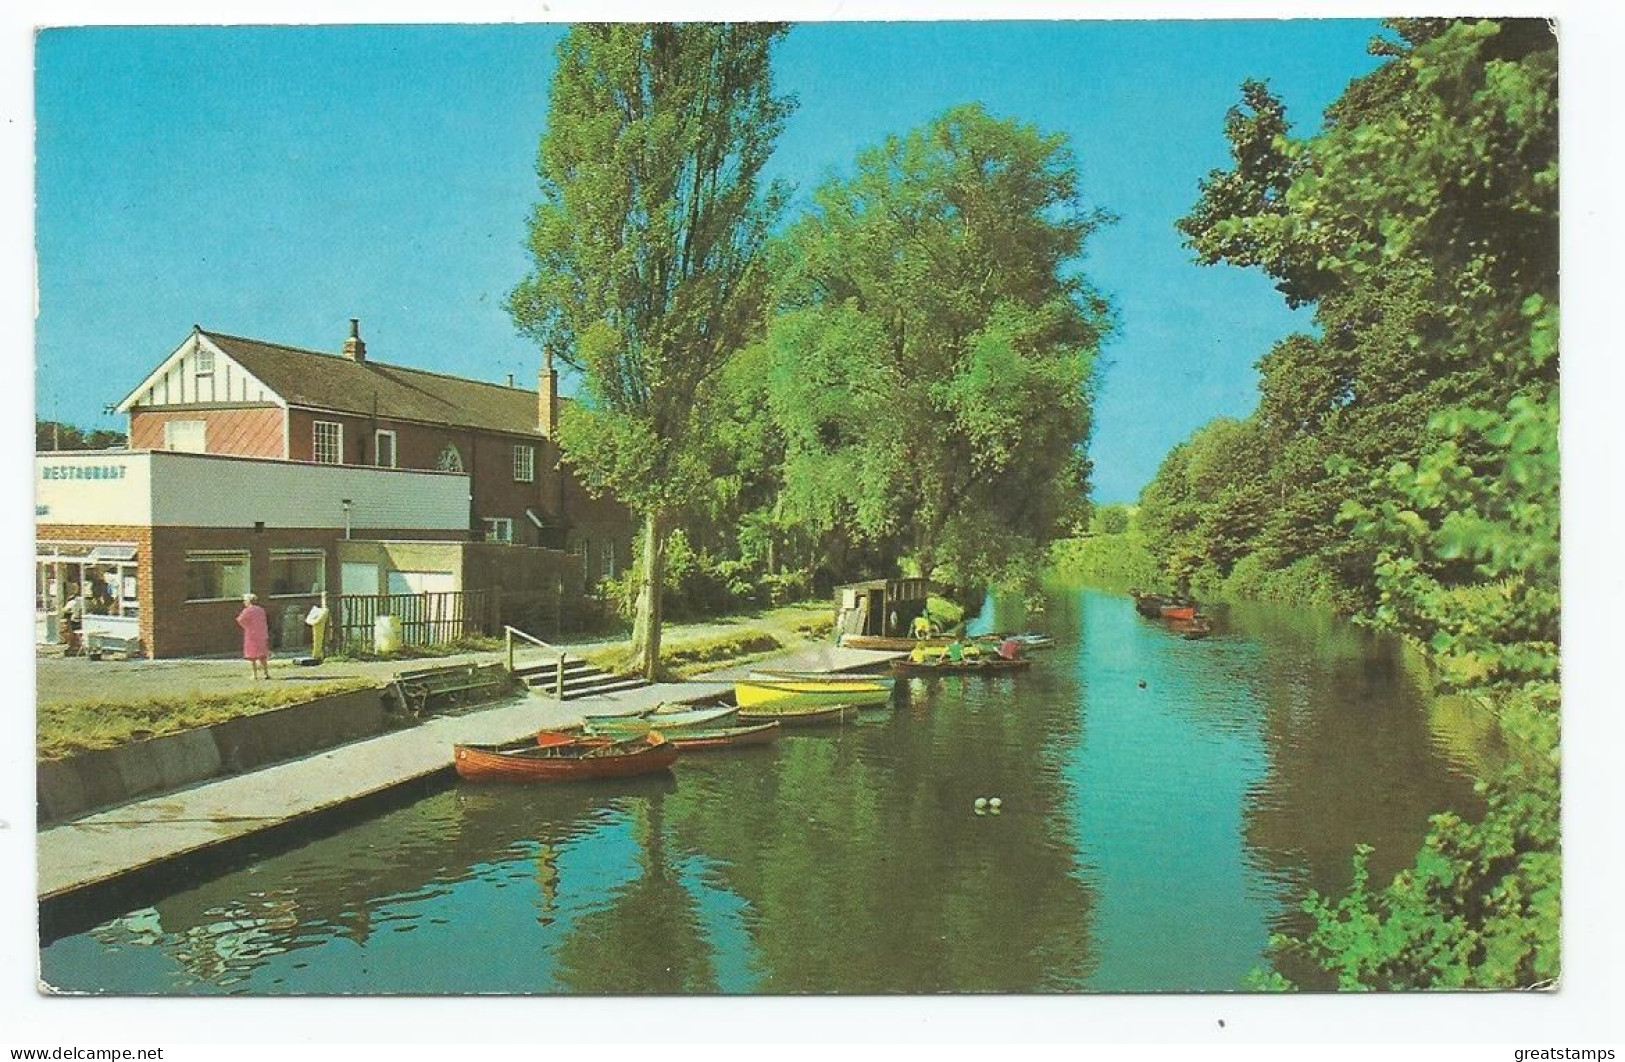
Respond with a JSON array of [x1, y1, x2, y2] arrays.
[[313, 421, 343, 465], [513, 444, 535, 483], [375, 430, 398, 469], [164, 420, 207, 453], [484, 517, 514, 544], [185, 551, 250, 601], [269, 550, 326, 597], [437, 444, 464, 473]]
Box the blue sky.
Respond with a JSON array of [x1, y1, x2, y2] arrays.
[[35, 20, 1384, 502]]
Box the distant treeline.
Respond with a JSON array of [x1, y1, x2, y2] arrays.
[[36, 420, 127, 452]]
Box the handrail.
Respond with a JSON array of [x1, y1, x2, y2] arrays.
[[503, 624, 567, 698]]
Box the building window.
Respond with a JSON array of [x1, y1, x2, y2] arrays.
[[185, 551, 250, 602], [163, 420, 207, 453], [313, 421, 343, 465], [269, 550, 325, 597], [484, 517, 514, 544], [572, 539, 589, 579], [436, 444, 464, 473], [194, 348, 214, 375], [513, 444, 535, 483], [375, 430, 398, 469], [603, 540, 616, 580]]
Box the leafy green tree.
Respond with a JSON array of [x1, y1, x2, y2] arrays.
[[1160, 19, 1557, 615], [762, 105, 1111, 591], [1164, 17, 1559, 991], [509, 24, 794, 678], [36, 420, 126, 451]]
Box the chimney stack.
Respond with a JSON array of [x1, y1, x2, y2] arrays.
[[343, 318, 367, 362], [538, 347, 558, 437]]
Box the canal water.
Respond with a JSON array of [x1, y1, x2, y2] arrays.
[[40, 586, 1487, 994]]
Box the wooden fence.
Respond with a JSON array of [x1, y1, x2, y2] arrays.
[[330, 589, 496, 651]]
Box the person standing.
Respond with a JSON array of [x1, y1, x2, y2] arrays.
[[237, 593, 271, 679]]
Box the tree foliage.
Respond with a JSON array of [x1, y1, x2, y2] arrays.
[[36, 421, 126, 451], [1146, 18, 1559, 990], [509, 23, 793, 676], [757, 105, 1111, 590]]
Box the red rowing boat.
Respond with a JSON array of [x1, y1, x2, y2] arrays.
[[1159, 604, 1197, 621], [453, 732, 677, 783]]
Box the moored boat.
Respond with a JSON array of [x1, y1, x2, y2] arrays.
[[734, 677, 893, 710], [996, 632, 1056, 651], [561, 721, 782, 751], [838, 634, 954, 652], [1159, 603, 1198, 621], [1171, 617, 1215, 640], [582, 703, 738, 733], [892, 656, 1033, 677], [664, 721, 782, 750], [1131, 590, 1171, 618], [453, 732, 677, 783], [735, 702, 862, 726], [750, 669, 898, 690]]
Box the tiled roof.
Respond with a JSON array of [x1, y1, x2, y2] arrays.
[[204, 330, 547, 438]]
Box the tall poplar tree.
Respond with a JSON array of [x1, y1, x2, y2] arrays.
[[509, 24, 793, 678]]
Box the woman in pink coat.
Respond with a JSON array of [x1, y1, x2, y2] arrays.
[[236, 593, 271, 679]]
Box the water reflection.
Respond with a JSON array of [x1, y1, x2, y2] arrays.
[[41, 586, 1483, 994]]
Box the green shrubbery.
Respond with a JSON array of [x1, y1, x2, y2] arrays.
[[607, 529, 819, 622], [1048, 531, 1160, 590]]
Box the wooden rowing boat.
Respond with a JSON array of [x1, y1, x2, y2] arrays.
[[453, 732, 678, 783], [734, 677, 893, 710], [837, 634, 953, 652], [558, 721, 781, 751], [735, 702, 861, 726], [582, 703, 738, 733], [749, 669, 897, 690], [892, 656, 1033, 677], [1159, 603, 1198, 621], [664, 722, 782, 750], [1171, 617, 1215, 640], [995, 632, 1056, 651]]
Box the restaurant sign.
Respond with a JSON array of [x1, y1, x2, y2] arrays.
[[40, 463, 128, 481]]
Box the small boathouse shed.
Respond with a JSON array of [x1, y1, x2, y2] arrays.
[[834, 578, 936, 639]]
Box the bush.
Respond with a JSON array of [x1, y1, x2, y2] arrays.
[[1048, 532, 1160, 589]]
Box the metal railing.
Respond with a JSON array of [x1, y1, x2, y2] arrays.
[[504, 624, 567, 699], [331, 589, 494, 651]]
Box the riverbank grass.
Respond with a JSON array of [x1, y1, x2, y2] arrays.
[[38, 679, 378, 761], [583, 601, 834, 679]]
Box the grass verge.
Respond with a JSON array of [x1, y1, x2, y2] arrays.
[[38, 679, 379, 761]]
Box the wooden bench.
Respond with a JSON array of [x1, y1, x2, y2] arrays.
[[387, 663, 513, 716]]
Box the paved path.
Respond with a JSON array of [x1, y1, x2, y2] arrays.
[[36, 603, 829, 707], [36, 608, 896, 903], [36, 677, 733, 900]]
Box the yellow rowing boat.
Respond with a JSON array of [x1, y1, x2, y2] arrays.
[[733, 677, 894, 710]]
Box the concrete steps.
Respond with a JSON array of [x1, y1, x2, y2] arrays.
[[515, 656, 652, 701]]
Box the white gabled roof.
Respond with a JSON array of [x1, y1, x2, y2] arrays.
[[115, 329, 287, 413]]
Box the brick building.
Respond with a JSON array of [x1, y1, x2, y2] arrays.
[[117, 321, 631, 577], [36, 322, 634, 658]]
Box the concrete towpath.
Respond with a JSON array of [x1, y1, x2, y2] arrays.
[[36, 640, 901, 903], [36, 677, 731, 901]]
